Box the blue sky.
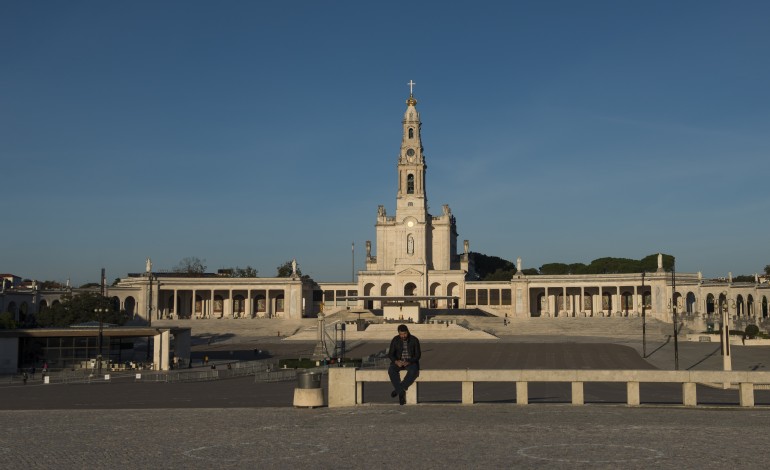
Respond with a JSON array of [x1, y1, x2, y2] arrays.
[[2, 1, 769, 286]]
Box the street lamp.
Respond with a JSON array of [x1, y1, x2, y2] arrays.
[[93, 306, 109, 377], [671, 262, 679, 370], [641, 271, 646, 358]]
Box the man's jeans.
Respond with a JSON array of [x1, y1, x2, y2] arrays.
[[388, 362, 420, 393]]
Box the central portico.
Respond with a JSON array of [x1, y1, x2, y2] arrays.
[[358, 83, 469, 309]]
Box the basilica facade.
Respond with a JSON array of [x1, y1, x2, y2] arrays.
[[356, 91, 469, 309]]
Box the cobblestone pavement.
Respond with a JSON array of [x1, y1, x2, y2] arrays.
[[0, 405, 768, 469], [3, 337, 770, 468]]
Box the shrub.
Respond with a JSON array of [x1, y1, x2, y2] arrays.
[[745, 324, 760, 339]]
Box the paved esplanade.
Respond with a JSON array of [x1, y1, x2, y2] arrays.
[[3, 318, 770, 468], [0, 406, 768, 469]]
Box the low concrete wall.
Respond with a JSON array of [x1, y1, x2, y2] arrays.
[[686, 334, 770, 346], [328, 368, 770, 408]]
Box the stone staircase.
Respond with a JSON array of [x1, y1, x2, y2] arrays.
[[284, 322, 497, 341], [451, 316, 678, 339]]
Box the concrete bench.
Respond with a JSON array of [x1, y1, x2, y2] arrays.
[[328, 368, 770, 408]]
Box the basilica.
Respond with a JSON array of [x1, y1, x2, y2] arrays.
[[3, 87, 769, 326]]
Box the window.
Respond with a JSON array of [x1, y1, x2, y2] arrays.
[[408, 128, 414, 139], [478, 290, 489, 305], [466, 289, 476, 305], [490, 289, 500, 305], [501, 289, 512, 305], [407, 174, 414, 194]]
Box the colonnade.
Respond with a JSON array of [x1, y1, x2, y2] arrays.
[[534, 285, 651, 317], [157, 288, 286, 320]]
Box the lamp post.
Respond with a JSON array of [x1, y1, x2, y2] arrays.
[[672, 262, 679, 370], [641, 271, 646, 358], [94, 306, 109, 377], [720, 292, 732, 371]]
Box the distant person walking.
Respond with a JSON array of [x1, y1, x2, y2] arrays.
[[387, 324, 421, 405]]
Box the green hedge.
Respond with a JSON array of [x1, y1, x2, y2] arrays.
[[278, 357, 362, 369]]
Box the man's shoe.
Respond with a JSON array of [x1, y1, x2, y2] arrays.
[[398, 391, 406, 405], [391, 390, 399, 398]]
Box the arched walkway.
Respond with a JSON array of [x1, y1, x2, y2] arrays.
[[404, 283, 416, 296], [233, 294, 245, 318], [429, 282, 441, 308], [621, 292, 633, 316], [124, 296, 136, 316], [363, 283, 375, 309], [447, 282, 459, 308], [686, 292, 696, 314]]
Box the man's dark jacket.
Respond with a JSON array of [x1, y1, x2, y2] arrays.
[[387, 334, 421, 366]]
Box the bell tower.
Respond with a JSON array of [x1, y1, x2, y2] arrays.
[[396, 80, 428, 222], [360, 81, 468, 307]]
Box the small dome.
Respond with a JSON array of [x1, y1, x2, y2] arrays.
[[406, 94, 417, 106]]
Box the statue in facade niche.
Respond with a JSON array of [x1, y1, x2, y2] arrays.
[[366, 241, 371, 257]]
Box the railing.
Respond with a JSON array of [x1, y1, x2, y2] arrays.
[[328, 368, 770, 408]]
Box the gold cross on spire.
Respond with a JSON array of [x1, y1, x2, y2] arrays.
[[408, 80, 416, 95]]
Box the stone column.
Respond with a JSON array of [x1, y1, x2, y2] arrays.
[[210, 290, 215, 318], [633, 285, 638, 316], [191, 289, 196, 319], [580, 286, 585, 316], [172, 289, 177, 319], [544, 287, 549, 316], [228, 289, 234, 318], [266, 290, 272, 318], [594, 286, 604, 317], [562, 287, 567, 316]]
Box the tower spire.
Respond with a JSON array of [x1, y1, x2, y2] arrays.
[[406, 79, 417, 106]]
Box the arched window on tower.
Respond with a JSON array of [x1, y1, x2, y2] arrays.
[[408, 128, 414, 139], [407, 174, 414, 194]]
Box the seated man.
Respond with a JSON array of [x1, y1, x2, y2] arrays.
[[387, 324, 421, 405]]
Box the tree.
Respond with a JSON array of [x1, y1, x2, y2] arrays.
[[234, 266, 258, 277], [174, 257, 207, 274], [79, 282, 101, 289], [219, 266, 259, 277], [0, 312, 18, 329], [35, 292, 127, 327], [470, 252, 516, 280], [480, 268, 512, 281], [277, 260, 301, 277], [539, 263, 571, 275], [39, 280, 65, 289], [765, 265, 770, 276]]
